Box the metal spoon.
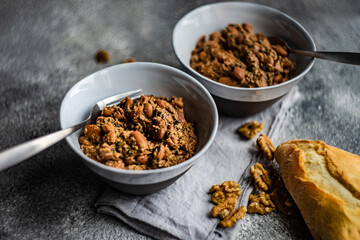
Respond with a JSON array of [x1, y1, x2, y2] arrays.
[[268, 37, 360, 65], [0, 89, 142, 172]]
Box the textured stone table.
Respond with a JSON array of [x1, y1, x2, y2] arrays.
[[0, 0, 359, 239]]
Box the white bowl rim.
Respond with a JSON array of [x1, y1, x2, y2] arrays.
[[60, 62, 219, 176], [172, 1, 316, 92]]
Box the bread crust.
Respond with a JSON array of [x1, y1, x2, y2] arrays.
[[274, 140, 360, 240]]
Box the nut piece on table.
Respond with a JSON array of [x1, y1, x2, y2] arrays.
[[211, 198, 238, 219], [270, 188, 294, 215], [209, 181, 245, 227], [238, 121, 264, 139], [256, 133, 275, 160], [250, 163, 273, 192], [209, 181, 242, 205], [95, 49, 110, 63], [247, 192, 276, 214], [219, 206, 247, 228], [123, 57, 137, 63]]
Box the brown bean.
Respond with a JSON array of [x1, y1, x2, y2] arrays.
[[211, 48, 227, 61], [176, 109, 186, 125], [123, 97, 133, 108], [233, 67, 245, 80], [157, 145, 165, 160], [155, 99, 166, 109], [131, 131, 148, 151], [274, 74, 283, 83], [144, 103, 153, 118], [272, 45, 288, 56], [218, 76, 237, 86], [255, 52, 265, 62], [155, 120, 167, 140], [265, 56, 274, 66]]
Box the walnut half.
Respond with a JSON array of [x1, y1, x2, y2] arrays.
[[219, 206, 247, 228], [209, 181, 241, 205], [238, 121, 264, 139], [247, 192, 276, 214], [250, 163, 273, 192], [256, 133, 276, 160], [209, 181, 246, 228]]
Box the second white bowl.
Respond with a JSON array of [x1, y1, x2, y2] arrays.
[[173, 2, 316, 116]]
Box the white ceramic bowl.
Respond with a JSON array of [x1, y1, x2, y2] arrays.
[[173, 2, 315, 116], [60, 62, 218, 195]]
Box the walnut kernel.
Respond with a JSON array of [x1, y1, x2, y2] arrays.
[[256, 133, 276, 160], [238, 121, 264, 139], [247, 192, 275, 214], [209, 181, 245, 227], [209, 181, 241, 205], [250, 163, 273, 192], [219, 206, 247, 228]]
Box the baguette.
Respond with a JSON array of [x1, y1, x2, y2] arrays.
[[274, 140, 360, 240]]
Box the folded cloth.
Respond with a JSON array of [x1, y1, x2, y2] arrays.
[[95, 87, 301, 240]]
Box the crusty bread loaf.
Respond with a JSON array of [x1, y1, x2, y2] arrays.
[[274, 140, 360, 240]]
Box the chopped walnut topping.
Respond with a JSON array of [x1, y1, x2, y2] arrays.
[[270, 188, 294, 215], [250, 163, 273, 192], [219, 206, 247, 228], [247, 192, 276, 214], [209, 181, 245, 227], [256, 133, 276, 160], [238, 121, 264, 139]]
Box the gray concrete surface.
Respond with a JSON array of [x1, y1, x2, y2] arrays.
[[0, 0, 359, 239]]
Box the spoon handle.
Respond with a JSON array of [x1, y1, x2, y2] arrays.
[[0, 123, 85, 172], [290, 49, 360, 65]]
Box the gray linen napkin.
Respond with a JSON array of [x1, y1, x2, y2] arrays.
[[95, 87, 301, 240]]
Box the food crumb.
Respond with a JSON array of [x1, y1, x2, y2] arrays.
[[95, 49, 110, 63], [123, 58, 137, 63]]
